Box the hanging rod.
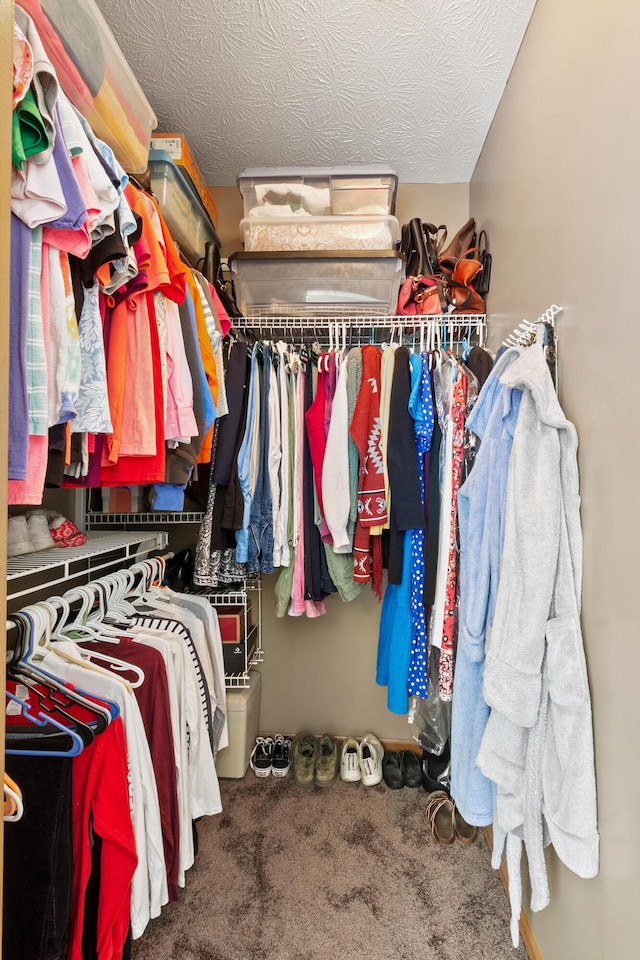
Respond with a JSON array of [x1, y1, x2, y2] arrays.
[[234, 313, 487, 348], [503, 304, 562, 347]]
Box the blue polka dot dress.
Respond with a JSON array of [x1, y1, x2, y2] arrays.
[[408, 354, 435, 697]]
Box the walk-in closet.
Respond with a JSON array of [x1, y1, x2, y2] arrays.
[[1, 1, 638, 959]]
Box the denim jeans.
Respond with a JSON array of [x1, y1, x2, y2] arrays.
[[248, 344, 274, 574]]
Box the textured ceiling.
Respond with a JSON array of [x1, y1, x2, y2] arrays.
[[96, 0, 537, 186]]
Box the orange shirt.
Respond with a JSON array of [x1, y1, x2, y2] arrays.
[[185, 269, 218, 464]]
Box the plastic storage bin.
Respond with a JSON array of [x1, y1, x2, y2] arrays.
[[240, 214, 400, 252], [149, 150, 221, 265], [23, 0, 157, 173], [229, 250, 405, 317], [151, 134, 218, 228], [215, 672, 261, 779], [238, 166, 398, 218]]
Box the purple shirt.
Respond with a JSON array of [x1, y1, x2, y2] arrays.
[[9, 214, 30, 480]]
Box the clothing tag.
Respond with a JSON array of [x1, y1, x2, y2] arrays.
[[15, 684, 29, 700], [6, 699, 23, 716]]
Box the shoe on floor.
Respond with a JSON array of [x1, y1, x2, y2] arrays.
[[292, 731, 317, 787], [26, 513, 56, 551], [7, 516, 34, 558], [315, 734, 339, 787], [382, 750, 404, 789], [425, 790, 455, 845], [340, 737, 361, 782], [249, 736, 274, 777], [271, 735, 292, 778], [453, 804, 478, 844], [421, 744, 451, 794], [401, 750, 422, 788], [358, 733, 384, 787]]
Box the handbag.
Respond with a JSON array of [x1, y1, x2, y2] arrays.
[[447, 256, 485, 314], [473, 229, 492, 299], [198, 241, 243, 318], [397, 275, 445, 316], [401, 218, 447, 278], [438, 216, 476, 272]]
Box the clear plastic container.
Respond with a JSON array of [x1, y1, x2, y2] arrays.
[[240, 214, 400, 252], [149, 150, 220, 265], [238, 166, 398, 218], [228, 251, 405, 317], [23, 0, 157, 172]]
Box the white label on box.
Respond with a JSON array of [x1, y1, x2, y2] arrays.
[[151, 137, 183, 160]]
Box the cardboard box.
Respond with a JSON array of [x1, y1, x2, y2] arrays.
[[151, 133, 218, 227], [218, 606, 247, 644], [222, 635, 256, 675]]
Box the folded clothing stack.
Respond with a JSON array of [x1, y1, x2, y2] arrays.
[[7, 510, 87, 557]]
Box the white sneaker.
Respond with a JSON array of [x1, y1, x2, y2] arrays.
[[25, 512, 56, 551], [340, 738, 361, 782], [358, 733, 384, 786], [7, 516, 34, 558]]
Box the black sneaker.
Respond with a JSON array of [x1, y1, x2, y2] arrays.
[[249, 736, 274, 778], [271, 735, 292, 778]]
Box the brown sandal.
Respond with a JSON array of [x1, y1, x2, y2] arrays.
[[425, 790, 455, 845], [453, 804, 478, 844]]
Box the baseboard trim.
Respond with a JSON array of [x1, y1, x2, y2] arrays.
[[482, 827, 544, 960], [260, 734, 421, 753], [381, 739, 421, 753]]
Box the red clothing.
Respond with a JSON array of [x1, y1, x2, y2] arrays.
[[100, 291, 166, 485], [70, 717, 137, 960], [305, 359, 328, 521], [350, 345, 386, 583], [80, 638, 180, 903], [439, 365, 467, 700]]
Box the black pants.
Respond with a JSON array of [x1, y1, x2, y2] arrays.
[[4, 748, 73, 960]]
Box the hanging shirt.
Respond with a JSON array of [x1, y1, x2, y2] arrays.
[[41, 645, 167, 939], [350, 345, 386, 585], [70, 717, 137, 960]]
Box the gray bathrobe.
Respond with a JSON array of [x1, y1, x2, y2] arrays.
[[476, 344, 599, 946]]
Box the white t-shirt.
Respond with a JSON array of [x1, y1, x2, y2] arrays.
[[162, 591, 229, 751], [131, 629, 194, 885]]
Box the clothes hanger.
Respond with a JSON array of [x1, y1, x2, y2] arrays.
[[4, 775, 23, 822], [5, 690, 86, 758], [11, 608, 116, 728]]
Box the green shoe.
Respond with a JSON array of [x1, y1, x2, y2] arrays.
[[292, 732, 317, 787], [315, 734, 339, 788]]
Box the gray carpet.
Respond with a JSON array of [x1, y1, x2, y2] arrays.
[[132, 773, 528, 960]]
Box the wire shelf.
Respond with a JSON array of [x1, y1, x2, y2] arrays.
[[224, 647, 264, 689], [6, 531, 168, 602], [235, 313, 487, 347], [197, 577, 261, 605], [86, 512, 204, 528]]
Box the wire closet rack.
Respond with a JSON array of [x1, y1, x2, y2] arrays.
[[235, 312, 487, 350]]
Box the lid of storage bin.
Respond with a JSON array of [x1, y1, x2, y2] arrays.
[[225, 670, 261, 710], [238, 164, 397, 183], [149, 149, 221, 248], [229, 250, 405, 264]]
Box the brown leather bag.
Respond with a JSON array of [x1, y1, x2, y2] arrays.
[[438, 217, 476, 271], [447, 256, 485, 314]]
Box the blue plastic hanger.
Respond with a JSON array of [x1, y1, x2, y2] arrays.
[[5, 691, 85, 758]]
